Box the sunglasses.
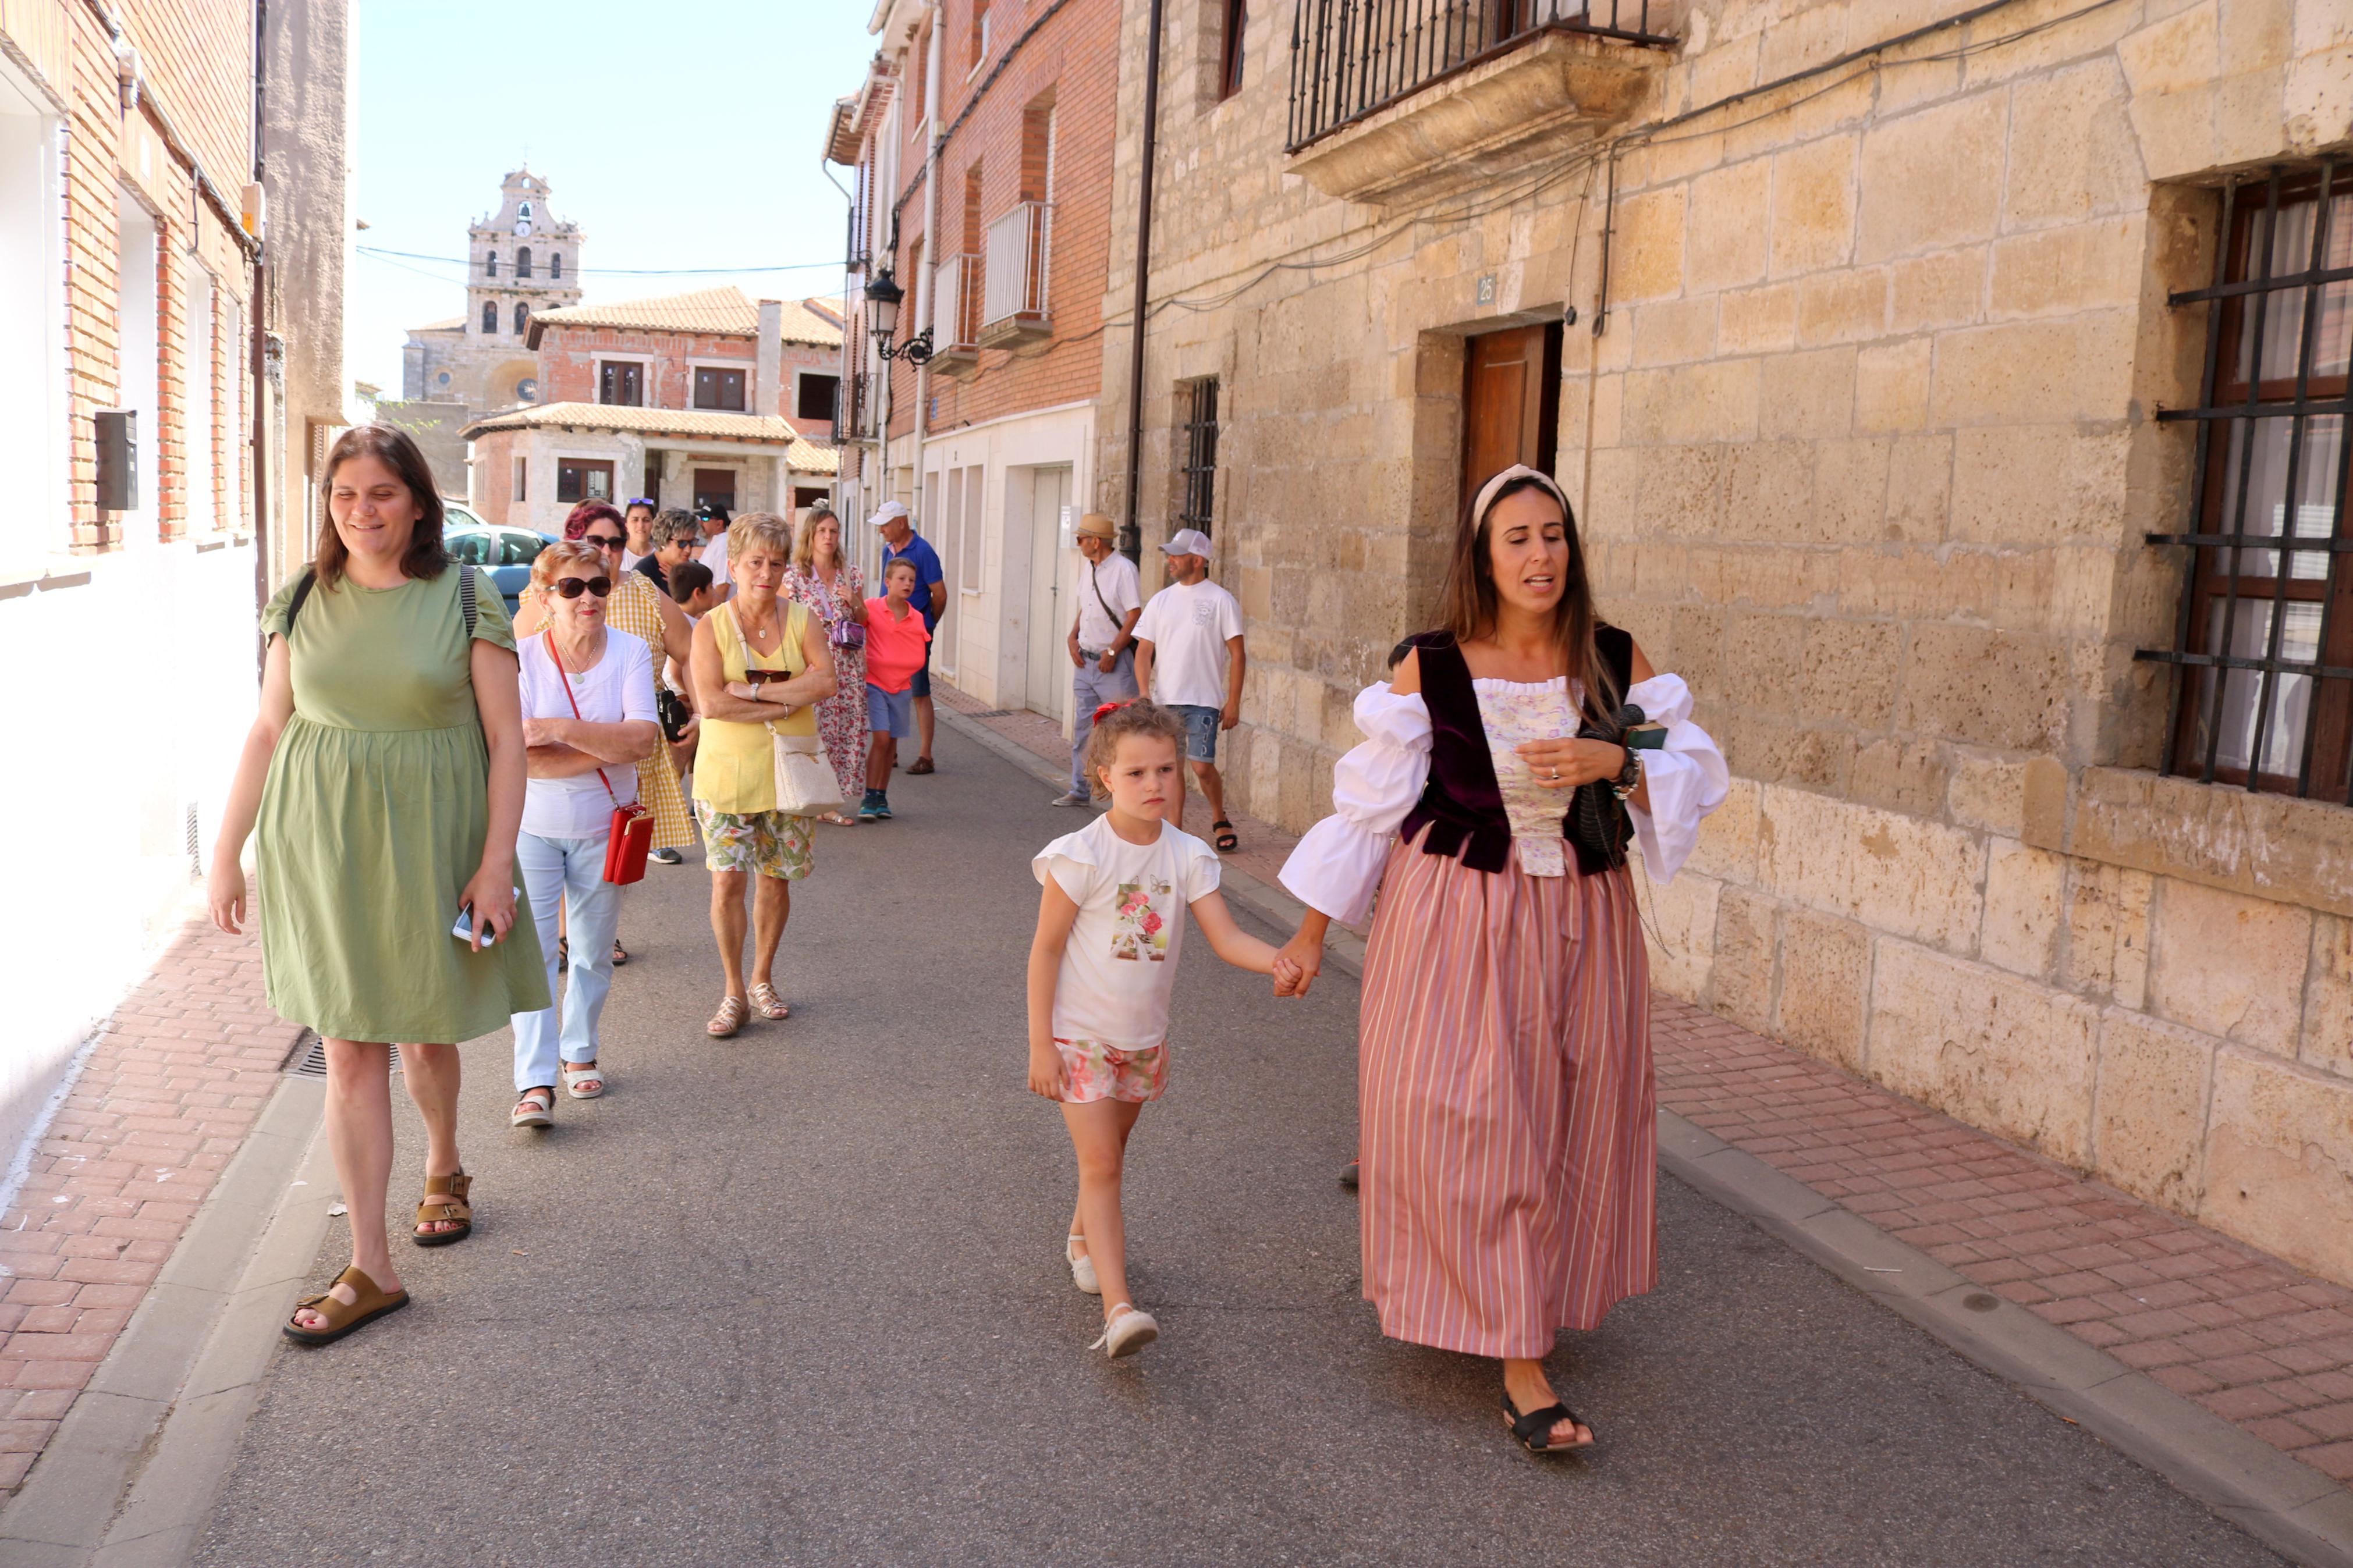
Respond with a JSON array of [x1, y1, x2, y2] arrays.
[[583, 533, 627, 549], [552, 575, 614, 599]]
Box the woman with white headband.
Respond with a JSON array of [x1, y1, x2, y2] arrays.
[[1275, 464, 1729, 1455]]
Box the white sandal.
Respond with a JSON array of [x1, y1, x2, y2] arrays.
[[510, 1088, 553, 1129], [1066, 1233, 1099, 1295], [1090, 1303, 1158, 1359], [562, 1062, 605, 1100]]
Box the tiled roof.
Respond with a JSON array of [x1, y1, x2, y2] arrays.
[[529, 286, 760, 339], [523, 287, 846, 349], [462, 401, 821, 451], [787, 438, 840, 475], [410, 316, 466, 332]]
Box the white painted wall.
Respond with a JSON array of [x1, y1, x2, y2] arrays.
[[0, 63, 64, 574], [116, 190, 161, 542]]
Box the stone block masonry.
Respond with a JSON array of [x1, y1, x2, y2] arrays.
[[1100, 0, 2353, 1288]]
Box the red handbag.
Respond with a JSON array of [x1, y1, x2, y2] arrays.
[[547, 637, 655, 885]]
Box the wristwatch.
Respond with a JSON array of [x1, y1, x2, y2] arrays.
[[1611, 746, 1643, 801]]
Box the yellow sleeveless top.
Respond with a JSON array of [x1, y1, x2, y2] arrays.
[[693, 599, 817, 815]]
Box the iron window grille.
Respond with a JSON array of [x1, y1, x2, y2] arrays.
[[1285, 0, 1672, 152], [2141, 162, 2353, 800], [1179, 379, 1220, 535]]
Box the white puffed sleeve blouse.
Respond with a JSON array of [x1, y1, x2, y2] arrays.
[[1278, 673, 1730, 928]]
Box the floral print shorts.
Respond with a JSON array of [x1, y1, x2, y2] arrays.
[[1054, 1037, 1169, 1104], [695, 803, 814, 881]]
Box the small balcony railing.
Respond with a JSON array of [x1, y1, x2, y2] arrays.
[[834, 369, 870, 445], [1286, 0, 1673, 151], [979, 201, 1052, 346], [937, 253, 982, 362]]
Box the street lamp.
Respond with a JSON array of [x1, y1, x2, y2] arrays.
[[865, 268, 932, 366]]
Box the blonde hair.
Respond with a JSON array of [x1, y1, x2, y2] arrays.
[[1084, 701, 1189, 800], [528, 539, 606, 589], [727, 510, 793, 566], [790, 504, 840, 574]]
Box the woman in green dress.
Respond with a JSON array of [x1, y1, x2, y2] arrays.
[[208, 424, 549, 1346]]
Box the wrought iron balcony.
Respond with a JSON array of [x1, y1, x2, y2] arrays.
[[932, 253, 983, 376], [979, 201, 1052, 347], [1287, 0, 1671, 151]]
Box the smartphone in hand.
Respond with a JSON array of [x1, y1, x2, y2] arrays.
[[451, 899, 517, 948]]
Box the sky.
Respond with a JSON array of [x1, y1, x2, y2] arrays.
[[347, 0, 879, 396]]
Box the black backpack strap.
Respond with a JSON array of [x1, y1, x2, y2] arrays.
[[283, 567, 317, 635], [457, 564, 478, 638]]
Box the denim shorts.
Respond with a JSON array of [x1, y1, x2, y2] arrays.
[[910, 636, 933, 699], [866, 682, 915, 739], [1166, 703, 1220, 762]]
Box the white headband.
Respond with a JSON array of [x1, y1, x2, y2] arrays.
[[1469, 464, 1571, 529]]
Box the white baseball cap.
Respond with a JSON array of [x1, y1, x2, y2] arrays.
[[1160, 527, 1212, 558], [869, 501, 909, 527]]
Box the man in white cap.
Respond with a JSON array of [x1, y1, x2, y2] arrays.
[[1133, 527, 1245, 850], [1051, 512, 1144, 807], [872, 501, 946, 773]]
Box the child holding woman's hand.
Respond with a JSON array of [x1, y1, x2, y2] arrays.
[[1028, 701, 1303, 1357]]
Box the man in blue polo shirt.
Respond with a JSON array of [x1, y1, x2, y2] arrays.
[[872, 501, 946, 773]]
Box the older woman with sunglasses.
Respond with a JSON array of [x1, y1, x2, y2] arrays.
[[517, 501, 700, 931], [507, 542, 660, 1127]]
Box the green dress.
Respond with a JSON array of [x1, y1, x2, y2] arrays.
[[257, 567, 550, 1043]]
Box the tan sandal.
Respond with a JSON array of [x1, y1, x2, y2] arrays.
[[412, 1171, 473, 1247], [708, 995, 748, 1038], [749, 982, 789, 1021], [283, 1264, 409, 1346]]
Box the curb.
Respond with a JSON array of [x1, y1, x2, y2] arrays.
[[0, 1073, 332, 1568], [942, 699, 2353, 1568]]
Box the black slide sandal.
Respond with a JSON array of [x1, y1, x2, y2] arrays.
[[1502, 1394, 1593, 1454], [1212, 819, 1238, 852]]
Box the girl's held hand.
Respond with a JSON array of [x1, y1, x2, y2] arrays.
[[458, 868, 517, 952], [1027, 1041, 1067, 1100], [207, 859, 247, 936], [1276, 932, 1324, 997], [1272, 954, 1305, 997]]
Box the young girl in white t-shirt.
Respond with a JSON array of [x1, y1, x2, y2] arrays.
[[1029, 701, 1301, 1357]]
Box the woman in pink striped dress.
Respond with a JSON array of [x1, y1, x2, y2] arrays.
[[1275, 465, 1727, 1455]]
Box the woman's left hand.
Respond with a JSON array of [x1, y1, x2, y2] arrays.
[[1516, 738, 1626, 788], [458, 867, 517, 952]]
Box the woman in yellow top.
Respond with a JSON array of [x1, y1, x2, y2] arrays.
[[515, 501, 698, 961], [689, 511, 837, 1038]]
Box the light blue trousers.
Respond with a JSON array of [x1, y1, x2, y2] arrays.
[[511, 830, 623, 1091], [1070, 649, 1140, 793]]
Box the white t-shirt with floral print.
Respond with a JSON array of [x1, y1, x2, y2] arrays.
[[1033, 815, 1222, 1051]]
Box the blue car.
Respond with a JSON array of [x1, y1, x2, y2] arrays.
[[444, 507, 554, 614]]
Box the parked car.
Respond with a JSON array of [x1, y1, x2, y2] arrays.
[[444, 509, 555, 614]]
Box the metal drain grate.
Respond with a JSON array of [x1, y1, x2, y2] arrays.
[[283, 1031, 402, 1075]]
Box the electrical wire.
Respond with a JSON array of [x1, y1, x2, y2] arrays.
[[356, 244, 846, 278]]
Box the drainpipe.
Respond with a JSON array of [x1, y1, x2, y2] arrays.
[[248, 0, 269, 677], [910, 1, 944, 538], [1119, 0, 1165, 563]]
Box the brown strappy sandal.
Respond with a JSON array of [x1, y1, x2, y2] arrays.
[[412, 1171, 473, 1247], [283, 1264, 409, 1346], [749, 982, 789, 1021], [708, 995, 748, 1038]]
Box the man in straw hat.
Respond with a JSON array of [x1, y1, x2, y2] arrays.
[[1050, 512, 1144, 808]]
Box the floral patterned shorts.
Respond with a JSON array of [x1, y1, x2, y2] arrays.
[[1054, 1038, 1169, 1104], [695, 803, 814, 881]]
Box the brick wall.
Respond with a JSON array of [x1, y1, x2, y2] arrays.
[[33, 0, 259, 552], [537, 326, 837, 422], [877, 0, 1115, 440]]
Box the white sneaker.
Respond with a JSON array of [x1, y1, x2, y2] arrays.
[[1091, 1304, 1158, 1359], [1066, 1234, 1099, 1295]]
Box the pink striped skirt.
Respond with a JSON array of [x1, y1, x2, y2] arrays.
[[1358, 830, 1657, 1358]]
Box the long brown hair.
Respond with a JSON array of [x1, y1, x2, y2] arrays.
[[1435, 467, 1616, 719], [313, 425, 449, 588]]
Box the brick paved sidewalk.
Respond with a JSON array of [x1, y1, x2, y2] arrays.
[[0, 913, 298, 1496], [938, 681, 2353, 1491]]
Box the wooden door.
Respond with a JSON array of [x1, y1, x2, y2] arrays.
[[1461, 323, 1561, 513]]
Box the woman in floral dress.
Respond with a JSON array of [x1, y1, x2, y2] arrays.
[[785, 504, 869, 827]]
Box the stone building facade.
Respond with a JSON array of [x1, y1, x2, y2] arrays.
[[0, 0, 349, 1162], [826, 0, 1118, 718], [1102, 0, 2353, 1285], [462, 287, 840, 533], [399, 169, 584, 425]]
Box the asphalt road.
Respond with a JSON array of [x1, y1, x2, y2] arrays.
[[195, 721, 2286, 1568]]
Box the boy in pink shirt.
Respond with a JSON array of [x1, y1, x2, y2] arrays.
[[860, 558, 932, 820]]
